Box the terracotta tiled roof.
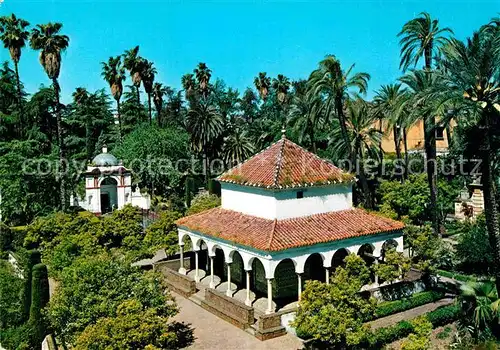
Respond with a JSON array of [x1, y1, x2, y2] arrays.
[[176, 208, 404, 252], [217, 136, 354, 189]]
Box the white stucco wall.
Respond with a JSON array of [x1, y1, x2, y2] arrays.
[[221, 183, 352, 220]]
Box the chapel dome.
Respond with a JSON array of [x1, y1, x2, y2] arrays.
[[92, 146, 119, 166]]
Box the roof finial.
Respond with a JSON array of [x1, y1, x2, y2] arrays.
[[281, 125, 286, 139], [102, 144, 108, 153]]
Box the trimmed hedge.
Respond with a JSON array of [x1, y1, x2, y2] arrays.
[[362, 304, 461, 348], [437, 269, 476, 283], [373, 290, 445, 319], [28, 263, 50, 348]]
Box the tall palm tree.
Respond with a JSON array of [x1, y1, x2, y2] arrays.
[[122, 46, 143, 104], [181, 73, 196, 101], [330, 99, 382, 208], [186, 104, 224, 185], [0, 14, 30, 135], [152, 82, 171, 127], [254, 72, 271, 101], [140, 59, 156, 124], [373, 84, 408, 176], [30, 22, 69, 210], [272, 74, 291, 104], [435, 25, 500, 291], [194, 62, 211, 97], [222, 129, 255, 165], [399, 12, 453, 233], [101, 55, 125, 139], [308, 55, 370, 167]]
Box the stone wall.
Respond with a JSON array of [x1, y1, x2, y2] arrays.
[[255, 312, 287, 340], [153, 261, 196, 297], [201, 288, 254, 329]]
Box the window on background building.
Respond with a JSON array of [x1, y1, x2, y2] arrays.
[[296, 191, 304, 199], [436, 127, 445, 140]]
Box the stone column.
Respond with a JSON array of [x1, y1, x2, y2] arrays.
[[245, 270, 252, 306], [209, 256, 215, 289], [374, 259, 379, 286], [226, 263, 232, 297], [325, 268, 330, 285], [194, 250, 200, 282], [297, 273, 302, 302], [266, 278, 273, 314], [178, 244, 186, 275]]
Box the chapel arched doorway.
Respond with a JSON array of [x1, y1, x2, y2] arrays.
[[100, 177, 118, 214]]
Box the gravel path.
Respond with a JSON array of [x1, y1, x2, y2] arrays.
[[172, 292, 303, 350], [368, 298, 455, 329]]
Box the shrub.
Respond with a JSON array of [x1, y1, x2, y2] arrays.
[[426, 304, 461, 327], [186, 192, 220, 215], [361, 304, 460, 348], [374, 290, 445, 319], [437, 269, 476, 283]]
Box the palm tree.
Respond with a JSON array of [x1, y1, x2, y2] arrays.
[[122, 46, 143, 104], [186, 104, 224, 185], [435, 25, 500, 291], [399, 12, 453, 233], [308, 55, 370, 167], [194, 62, 211, 97], [101, 55, 125, 139], [181, 73, 196, 101], [288, 86, 323, 152], [0, 14, 30, 135], [30, 22, 69, 210], [152, 82, 171, 127], [222, 129, 255, 165], [373, 84, 408, 175], [329, 99, 382, 208], [140, 59, 156, 124], [272, 74, 291, 104], [254, 72, 271, 101], [460, 281, 500, 335]]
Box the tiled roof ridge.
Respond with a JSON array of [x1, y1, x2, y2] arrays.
[[266, 218, 278, 250], [272, 137, 287, 187]]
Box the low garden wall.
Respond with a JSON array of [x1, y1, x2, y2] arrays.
[[201, 288, 254, 329], [153, 261, 196, 297], [254, 312, 287, 340]]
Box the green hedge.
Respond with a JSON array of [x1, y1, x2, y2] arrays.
[[362, 304, 460, 348], [437, 269, 477, 283], [373, 290, 445, 319]]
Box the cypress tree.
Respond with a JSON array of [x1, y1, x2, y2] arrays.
[[28, 263, 50, 347], [22, 250, 41, 321]]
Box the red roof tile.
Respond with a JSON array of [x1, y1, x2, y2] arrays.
[[218, 136, 353, 188], [176, 208, 404, 252]]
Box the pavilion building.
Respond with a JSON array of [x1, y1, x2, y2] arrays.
[[176, 135, 404, 314]]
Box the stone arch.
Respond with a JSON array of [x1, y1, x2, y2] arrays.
[[358, 243, 376, 283], [331, 248, 349, 272], [196, 239, 209, 272], [212, 245, 227, 279], [208, 243, 233, 263], [273, 259, 299, 304], [304, 253, 325, 282], [98, 175, 120, 186], [229, 251, 245, 287], [250, 257, 268, 296], [381, 239, 399, 260], [178, 231, 193, 249], [99, 177, 118, 213]]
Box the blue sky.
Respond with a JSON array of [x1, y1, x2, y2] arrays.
[[1, 0, 498, 103]]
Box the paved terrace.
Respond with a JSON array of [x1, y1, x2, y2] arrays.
[[172, 291, 303, 350]]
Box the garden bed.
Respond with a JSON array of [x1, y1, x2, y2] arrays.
[[436, 269, 477, 283]]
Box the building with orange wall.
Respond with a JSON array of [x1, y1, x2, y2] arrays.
[[379, 120, 452, 155]]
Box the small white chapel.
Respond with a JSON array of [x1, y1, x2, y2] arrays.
[[72, 146, 151, 214], [176, 134, 405, 314]]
